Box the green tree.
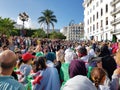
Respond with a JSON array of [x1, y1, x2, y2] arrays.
[[32, 29, 46, 38], [50, 31, 66, 39], [0, 17, 15, 36], [38, 9, 57, 38]]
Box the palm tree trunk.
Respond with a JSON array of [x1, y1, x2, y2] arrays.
[[47, 24, 49, 38]]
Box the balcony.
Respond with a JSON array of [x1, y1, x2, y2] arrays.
[[111, 6, 120, 15], [110, 0, 120, 6], [111, 29, 120, 35], [111, 17, 120, 25]]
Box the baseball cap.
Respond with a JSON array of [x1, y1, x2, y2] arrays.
[[22, 52, 35, 61]]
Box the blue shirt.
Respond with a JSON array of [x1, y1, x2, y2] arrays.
[[0, 76, 25, 90]]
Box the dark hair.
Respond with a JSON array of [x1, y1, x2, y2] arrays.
[[91, 67, 106, 88], [78, 47, 87, 55], [56, 45, 60, 51], [33, 57, 47, 72], [2, 45, 8, 50], [99, 45, 110, 57], [102, 55, 117, 80]]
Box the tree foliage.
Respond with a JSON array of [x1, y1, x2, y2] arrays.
[[0, 17, 15, 36], [38, 9, 57, 37], [32, 29, 46, 38], [49, 31, 66, 39]]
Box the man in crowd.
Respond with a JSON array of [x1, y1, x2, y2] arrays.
[[0, 50, 25, 90]]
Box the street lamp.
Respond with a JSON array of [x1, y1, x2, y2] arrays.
[[19, 12, 29, 36]]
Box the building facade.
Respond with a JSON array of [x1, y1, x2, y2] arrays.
[[83, 0, 114, 41], [111, 0, 120, 39], [61, 23, 84, 41]]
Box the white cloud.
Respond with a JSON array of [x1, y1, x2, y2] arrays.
[[17, 17, 37, 29]]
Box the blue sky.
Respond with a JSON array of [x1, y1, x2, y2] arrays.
[[0, 0, 84, 29]]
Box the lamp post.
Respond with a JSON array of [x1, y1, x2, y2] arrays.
[[19, 12, 29, 36]]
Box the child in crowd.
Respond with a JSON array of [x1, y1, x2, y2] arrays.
[[18, 52, 35, 87], [91, 67, 110, 90]]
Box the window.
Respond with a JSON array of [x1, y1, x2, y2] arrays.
[[93, 24, 95, 31], [101, 20, 103, 27], [106, 33, 108, 40], [101, 9, 103, 16], [106, 17, 108, 25], [96, 2, 99, 7], [96, 22, 98, 29], [96, 12, 98, 19], [106, 4, 108, 13], [90, 26, 92, 32], [93, 15, 95, 21], [88, 19, 89, 25], [90, 17, 92, 23]]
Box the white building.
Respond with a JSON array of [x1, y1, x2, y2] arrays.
[[44, 29, 60, 33], [111, 0, 120, 39], [61, 23, 84, 41], [60, 27, 67, 36], [83, 0, 114, 41]]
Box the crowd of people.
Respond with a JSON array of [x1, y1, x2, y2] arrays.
[[0, 34, 120, 90]]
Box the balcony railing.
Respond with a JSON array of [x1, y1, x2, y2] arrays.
[[110, 0, 120, 6], [111, 6, 120, 15], [111, 29, 120, 34], [114, 29, 120, 33], [111, 17, 120, 25]]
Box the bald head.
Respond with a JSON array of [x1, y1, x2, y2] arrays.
[[0, 50, 17, 69]]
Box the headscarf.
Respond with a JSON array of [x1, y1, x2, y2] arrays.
[[69, 60, 87, 78], [46, 52, 56, 62], [64, 50, 76, 63], [63, 75, 97, 90]]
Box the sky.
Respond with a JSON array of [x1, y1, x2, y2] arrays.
[[0, 0, 84, 29]]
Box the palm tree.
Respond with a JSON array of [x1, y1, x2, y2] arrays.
[[38, 9, 57, 38], [0, 17, 15, 36]]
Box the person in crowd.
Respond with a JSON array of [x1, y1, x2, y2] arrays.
[[99, 44, 117, 80], [18, 52, 35, 87], [56, 45, 65, 63], [63, 60, 97, 90], [0, 50, 25, 90], [87, 57, 103, 78], [87, 45, 96, 59], [78, 46, 89, 63], [45, 52, 56, 67], [91, 67, 120, 90], [111, 49, 120, 90], [60, 49, 77, 89], [91, 67, 110, 89], [94, 47, 101, 57], [32, 56, 60, 90]]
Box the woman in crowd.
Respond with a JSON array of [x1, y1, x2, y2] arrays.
[[32, 56, 60, 90], [99, 44, 117, 80], [60, 49, 77, 90], [63, 60, 97, 90], [91, 67, 110, 90]]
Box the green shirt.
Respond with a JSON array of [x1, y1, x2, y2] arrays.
[[60, 63, 70, 90]]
